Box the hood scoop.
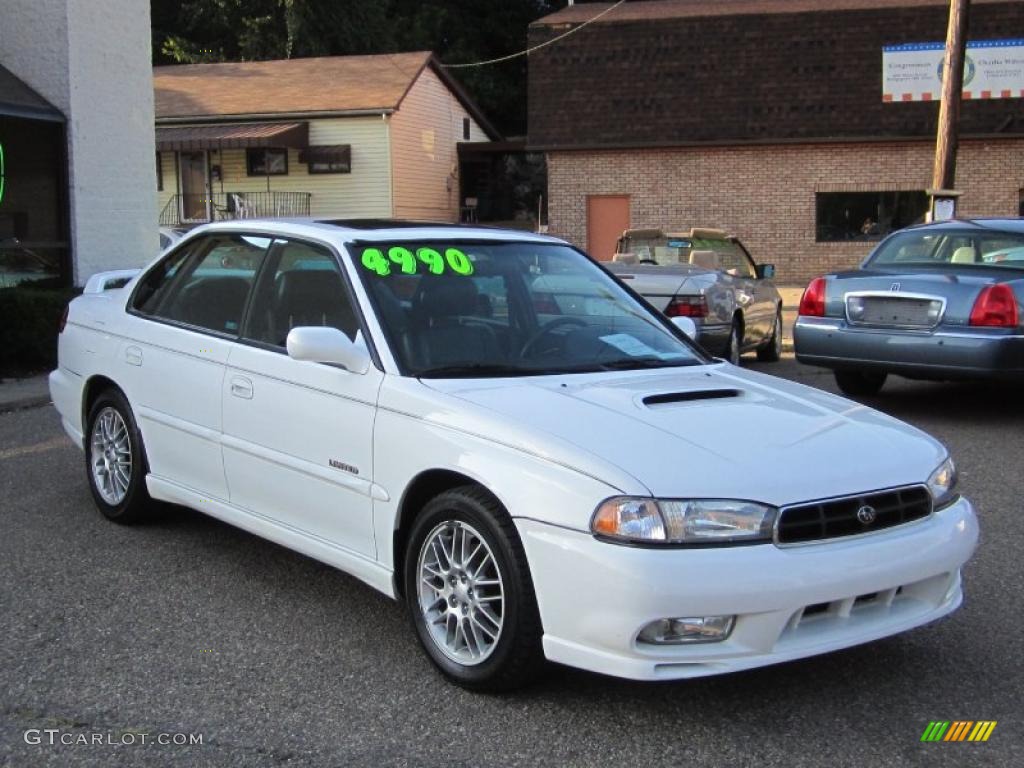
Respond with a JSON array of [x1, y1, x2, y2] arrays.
[[642, 389, 741, 407]]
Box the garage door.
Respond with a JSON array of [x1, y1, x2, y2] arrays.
[[586, 195, 630, 262]]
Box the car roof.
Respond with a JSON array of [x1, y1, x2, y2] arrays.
[[900, 218, 1024, 235], [183, 218, 567, 245]]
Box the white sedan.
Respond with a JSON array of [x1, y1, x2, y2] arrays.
[[50, 220, 977, 690]]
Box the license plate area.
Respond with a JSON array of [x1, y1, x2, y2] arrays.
[[845, 293, 944, 329]]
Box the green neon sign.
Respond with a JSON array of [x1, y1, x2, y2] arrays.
[[360, 246, 474, 277]]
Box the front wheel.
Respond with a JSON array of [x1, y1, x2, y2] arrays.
[[404, 486, 543, 691], [725, 319, 742, 365], [756, 308, 783, 362], [85, 388, 153, 523], [834, 370, 887, 397]]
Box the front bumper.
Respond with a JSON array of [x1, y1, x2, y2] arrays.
[[794, 317, 1024, 379], [516, 496, 977, 681]]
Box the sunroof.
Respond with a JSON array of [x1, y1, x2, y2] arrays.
[[317, 219, 474, 230]]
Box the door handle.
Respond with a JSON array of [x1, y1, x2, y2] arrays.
[[125, 345, 143, 366], [229, 376, 253, 400]]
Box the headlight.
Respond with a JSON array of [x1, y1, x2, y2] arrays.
[[927, 457, 958, 509], [592, 497, 776, 545]]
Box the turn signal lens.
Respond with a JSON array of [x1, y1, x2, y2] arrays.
[[592, 498, 666, 541], [927, 457, 958, 509], [798, 277, 826, 317], [969, 284, 1019, 327]]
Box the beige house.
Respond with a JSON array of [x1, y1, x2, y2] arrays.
[[154, 52, 496, 227]]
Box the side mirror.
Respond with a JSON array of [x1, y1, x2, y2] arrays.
[[286, 327, 370, 374], [756, 263, 776, 280], [671, 316, 697, 340]]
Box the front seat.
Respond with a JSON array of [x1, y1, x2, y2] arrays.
[[270, 270, 357, 346], [411, 276, 500, 368]]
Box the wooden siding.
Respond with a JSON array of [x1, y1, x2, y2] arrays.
[[389, 66, 488, 221], [157, 116, 393, 221]]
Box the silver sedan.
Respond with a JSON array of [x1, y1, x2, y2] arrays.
[[794, 218, 1024, 395], [607, 228, 783, 364]]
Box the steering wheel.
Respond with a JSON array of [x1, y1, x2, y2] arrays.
[[638, 258, 658, 265], [519, 317, 588, 359]]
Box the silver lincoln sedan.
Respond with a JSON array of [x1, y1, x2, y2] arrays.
[[794, 218, 1024, 395]]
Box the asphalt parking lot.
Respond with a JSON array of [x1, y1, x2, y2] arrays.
[[1, 357, 1021, 768]]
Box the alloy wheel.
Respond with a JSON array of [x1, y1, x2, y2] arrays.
[[89, 406, 133, 505], [417, 520, 505, 665]]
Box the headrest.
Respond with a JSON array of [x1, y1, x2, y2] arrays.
[[950, 246, 975, 264], [414, 276, 479, 319], [689, 250, 720, 270], [612, 252, 639, 264]]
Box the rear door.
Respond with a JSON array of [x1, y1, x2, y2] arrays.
[[221, 237, 382, 557], [123, 233, 271, 499]]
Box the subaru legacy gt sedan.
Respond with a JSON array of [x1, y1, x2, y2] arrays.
[[50, 220, 977, 691]]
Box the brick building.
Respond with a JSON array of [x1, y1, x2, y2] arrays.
[[528, 0, 1024, 282]]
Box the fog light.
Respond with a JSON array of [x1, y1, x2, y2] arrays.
[[637, 615, 735, 645]]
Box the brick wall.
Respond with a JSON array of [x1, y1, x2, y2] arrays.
[[547, 138, 1024, 284]]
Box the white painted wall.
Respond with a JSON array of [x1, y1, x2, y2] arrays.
[[0, 0, 158, 285]]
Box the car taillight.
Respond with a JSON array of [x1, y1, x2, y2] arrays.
[[969, 284, 1019, 327], [58, 304, 69, 334], [798, 277, 826, 317], [665, 295, 708, 318]]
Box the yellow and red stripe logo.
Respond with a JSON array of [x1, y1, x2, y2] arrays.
[[921, 721, 997, 742]]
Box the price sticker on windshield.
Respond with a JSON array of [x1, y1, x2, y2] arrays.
[[360, 246, 474, 277]]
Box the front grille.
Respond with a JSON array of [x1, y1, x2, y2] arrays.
[[776, 485, 932, 544], [847, 295, 942, 328]]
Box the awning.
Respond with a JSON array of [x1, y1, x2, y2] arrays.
[[298, 144, 351, 167], [155, 121, 309, 151]]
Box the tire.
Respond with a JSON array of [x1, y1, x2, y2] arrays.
[[834, 370, 888, 397], [756, 308, 783, 362], [725, 319, 742, 365], [84, 388, 153, 524], [404, 485, 544, 692]]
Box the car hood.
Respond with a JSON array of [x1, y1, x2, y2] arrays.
[[423, 363, 946, 506]]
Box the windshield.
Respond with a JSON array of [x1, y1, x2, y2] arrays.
[[617, 234, 726, 267], [867, 229, 1024, 269], [352, 241, 705, 377]]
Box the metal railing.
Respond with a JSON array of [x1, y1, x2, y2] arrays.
[[159, 192, 312, 226]]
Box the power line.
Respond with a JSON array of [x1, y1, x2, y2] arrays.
[[440, 0, 627, 69]]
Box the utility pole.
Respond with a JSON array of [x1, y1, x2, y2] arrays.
[[932, 0, 970, 191]]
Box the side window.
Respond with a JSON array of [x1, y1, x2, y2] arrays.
[[138, 234, 270, 334], [132, 242, 195, 315], [716, 241, 755, 278], [244, 239, 359, 347]]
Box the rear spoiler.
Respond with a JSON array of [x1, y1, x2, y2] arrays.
[[82, 269, 141, 294]]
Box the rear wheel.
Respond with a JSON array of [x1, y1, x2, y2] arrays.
[[834, 370, 887, 397], [404, 486, 543, 691], [756, 308, 783, 362], [726, 319, 742, 365], [85, 388, 153, 523]]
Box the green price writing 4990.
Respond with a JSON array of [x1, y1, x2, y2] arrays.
[[361, 246, 474, 277]]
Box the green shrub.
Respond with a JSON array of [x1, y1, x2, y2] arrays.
[[0, 282, 80, 377]]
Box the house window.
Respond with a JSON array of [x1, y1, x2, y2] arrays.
[[815, 191, 929, 242], [246, 148, 288, 176], [299, 145, 351, 175], [463, 118, 471, 140], [156, 152, 163, 191]]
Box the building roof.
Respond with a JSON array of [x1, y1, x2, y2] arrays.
[[534, 0, 1006, 26], [154, 51, 498, 138], [528, 0, 1024, 149], [0, 64, 63, 122]]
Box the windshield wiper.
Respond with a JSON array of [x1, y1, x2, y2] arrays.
[[596, 357, 699, 371], [417, 363, 541, 379]]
